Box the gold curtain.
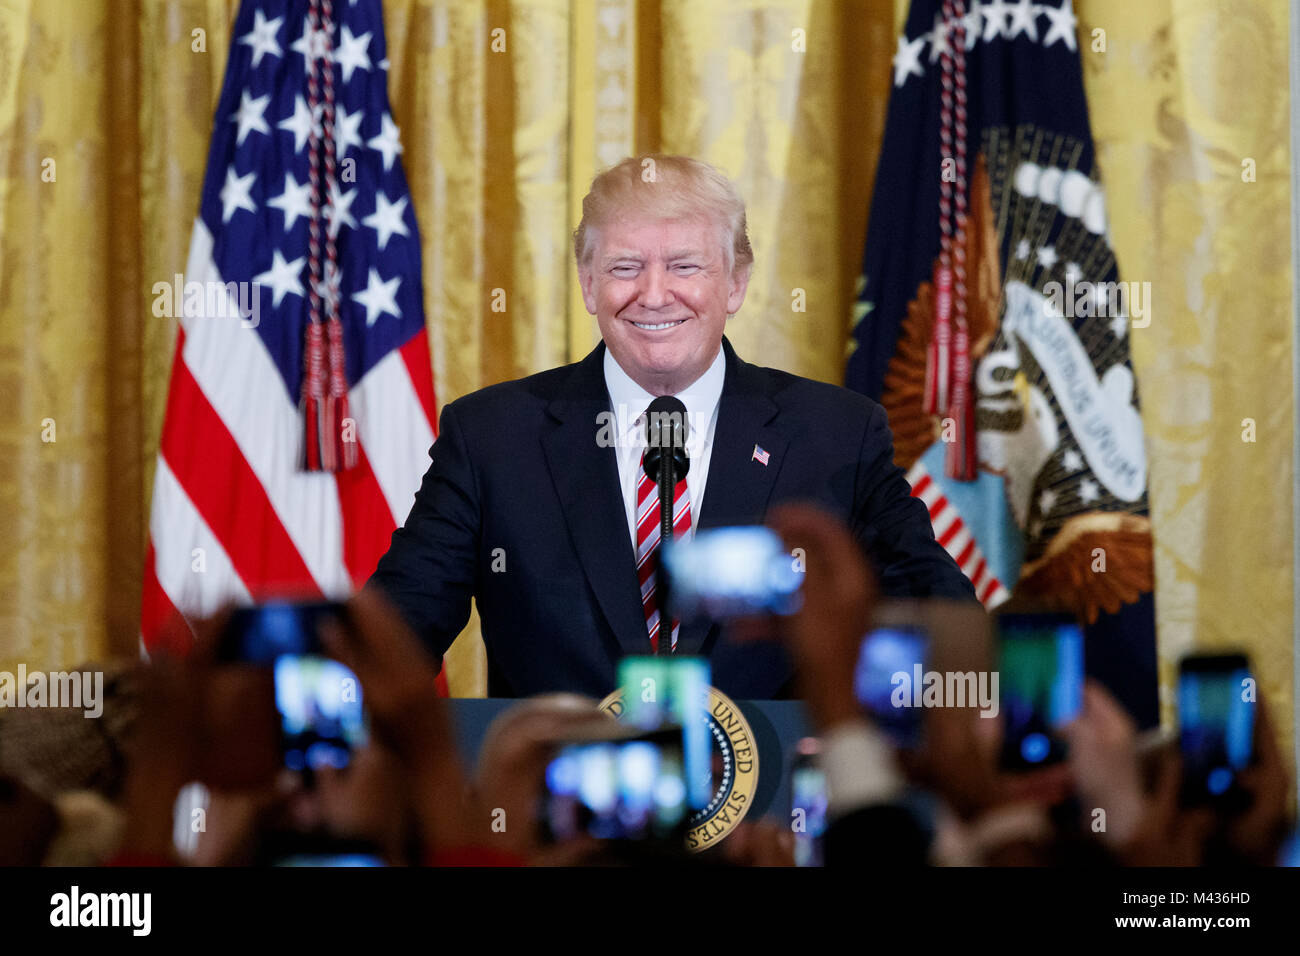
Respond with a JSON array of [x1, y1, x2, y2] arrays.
[[0, 0, 1293, 758], [1079, 0, 1294, 758]]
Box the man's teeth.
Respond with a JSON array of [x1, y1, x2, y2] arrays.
[[632, 319, 685, 331]]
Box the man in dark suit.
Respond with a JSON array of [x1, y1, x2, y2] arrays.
[[370, 155, 975, 699]]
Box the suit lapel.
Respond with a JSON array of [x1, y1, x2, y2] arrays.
[[541, 343, 651, 658], [676, 338, 790, 656]]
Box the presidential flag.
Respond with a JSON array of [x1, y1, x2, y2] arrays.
[[141, 0, 444, 693], [847, 0, 1156, 724]]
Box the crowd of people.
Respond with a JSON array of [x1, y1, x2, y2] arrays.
[[0, 505, 1292, 868]]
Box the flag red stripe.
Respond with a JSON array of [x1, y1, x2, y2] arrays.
[[335, 440, 398, 587], [937, 519, 962, 548], [140, 541, 187, 654], [160, 339, 320, 599], [979, 577, 1001, 604], [399, 329, 438, 436]]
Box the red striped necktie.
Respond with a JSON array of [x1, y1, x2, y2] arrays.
[[635, 448, 692, 653]]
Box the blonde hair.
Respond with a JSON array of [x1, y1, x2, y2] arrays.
[[573, 154, 754, 274]]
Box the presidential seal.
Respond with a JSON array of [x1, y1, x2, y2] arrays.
[[599, 685, 758, 851]]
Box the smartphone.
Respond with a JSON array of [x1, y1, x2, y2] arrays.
[[540, 727, 690, 844], [616, 656, 711, 811], [790, 738, 827, 867], [661, 526, 803, 622], [1178, 653, 1254, 806], [996, 612, 1084, 770], [220, 602, 367, 771], [855, 625, 928, 747], [855, 600, 994, 748]]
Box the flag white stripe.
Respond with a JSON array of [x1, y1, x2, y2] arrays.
[[930, 506, 960, 543], [944, 526, 972, 560], [150, 455, 252, 617], [915, 486, 942, 510], [350, 348, 435, 525], [180, 220, 351, 598]]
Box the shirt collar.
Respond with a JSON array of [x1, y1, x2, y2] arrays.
[[603, 344, 726, 451]]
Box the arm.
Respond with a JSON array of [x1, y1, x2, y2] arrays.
[[367, 401, 481, 663], [851, 403, 978, 601], [763, 505, 929, 866]]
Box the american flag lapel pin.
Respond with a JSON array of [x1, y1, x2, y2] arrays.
[[751, 444, 770, 466]]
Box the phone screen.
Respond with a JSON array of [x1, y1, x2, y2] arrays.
[[274, 654, 367, 771], [616, 656, 711, 811], [1178, 654, 1254, 805], [661, 526, 803, 622], [997, 613, 1084, 769], [855, 626, 929, 748], [259, 831, 388, 867], [541, 730, 689, 843], [220, 602, 367, 770], [791, 740, 827, 867]]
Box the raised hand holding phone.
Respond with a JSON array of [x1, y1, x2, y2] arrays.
[[321, 589, 477, 852]]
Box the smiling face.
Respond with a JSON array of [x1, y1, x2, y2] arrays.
[[579, 216, 750, 396]]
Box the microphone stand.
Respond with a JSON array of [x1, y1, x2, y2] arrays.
[[656, 445, 676, 656], [643, 397, 690, 656]]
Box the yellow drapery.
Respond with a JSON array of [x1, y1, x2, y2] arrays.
[[0, 1, 1292, 764]]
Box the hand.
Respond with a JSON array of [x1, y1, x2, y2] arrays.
[[192, 783, 284, 867], [1222, 693, 1289, 863], [311, 745, 410, 857], [1117, 748, 1215, 866], [321, 588, 475, 851], [121, 613, 220, 858], [322, 589, 449, 761], [906, 699, 1075, 824], [760, 503, 878, 731], [905, 704, 1001, 821], [1061, 681, 1144, 846], [473, 699, 616, 857]]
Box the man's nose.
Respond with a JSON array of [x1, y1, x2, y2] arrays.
[[636, 266, 673, 309]]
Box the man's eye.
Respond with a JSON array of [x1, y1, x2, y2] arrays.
[[674, 264, 699, 274], [611, 266, 637, 278]]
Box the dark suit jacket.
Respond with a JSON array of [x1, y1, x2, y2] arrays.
[[369, 337, 976, 699]]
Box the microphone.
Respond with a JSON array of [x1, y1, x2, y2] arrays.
[[642, 396, 689, 656], [642, 395, 690, 485]]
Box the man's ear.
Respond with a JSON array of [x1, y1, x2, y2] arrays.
[[726, 263, 752, 315], [578, 264, 598, 315]]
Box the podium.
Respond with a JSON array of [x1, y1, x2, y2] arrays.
[[449, 698, 812, 824]]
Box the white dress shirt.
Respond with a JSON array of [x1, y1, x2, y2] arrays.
[[603, 346, 726, 550]]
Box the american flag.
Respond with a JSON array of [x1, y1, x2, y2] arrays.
[[141, 0, 443, 693]]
